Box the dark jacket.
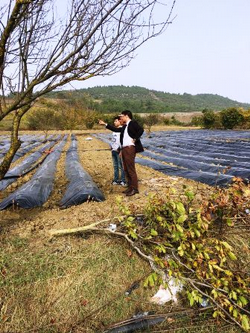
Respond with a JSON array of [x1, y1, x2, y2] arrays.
[[106, 120, 144, 153]]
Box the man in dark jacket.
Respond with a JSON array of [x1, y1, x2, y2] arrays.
[[99, 110, 144, 196]]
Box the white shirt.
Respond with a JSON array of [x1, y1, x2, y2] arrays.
[[122, 120, 135, 147], [110, 131, 121, 151]]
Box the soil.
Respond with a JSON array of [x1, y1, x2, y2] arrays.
[[0, 129, 212, 244]]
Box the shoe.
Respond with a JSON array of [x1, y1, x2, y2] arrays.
[[112, 181, 120, 185], [122, 188, 131, 194], [120, 181, 126, 187], [126, 189, 139, 196]]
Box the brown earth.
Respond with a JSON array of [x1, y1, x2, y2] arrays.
[[0, 129, 212, 242]]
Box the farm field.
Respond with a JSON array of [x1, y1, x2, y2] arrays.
[[96, 129, 250, 187], [0, 128, 249, 333]]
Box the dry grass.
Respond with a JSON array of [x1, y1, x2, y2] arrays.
[[1, 231, 244, 333], [0, 234, 153, 332]]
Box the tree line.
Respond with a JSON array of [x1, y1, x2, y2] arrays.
[[47, 85, 250, 113], [23, 97, 250, 132]]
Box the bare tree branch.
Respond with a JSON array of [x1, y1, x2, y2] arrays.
[[0, 0, 176, 178]]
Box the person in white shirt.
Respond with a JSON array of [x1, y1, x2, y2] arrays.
[[110, 117, 126, 186], [99, 110, 144, 196]]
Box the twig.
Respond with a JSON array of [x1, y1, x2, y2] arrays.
[[188, 280, 244, 331]]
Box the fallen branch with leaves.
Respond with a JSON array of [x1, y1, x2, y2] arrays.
[[49, 178, 250, 331]]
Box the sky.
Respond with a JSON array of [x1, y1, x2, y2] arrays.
[[68, 0, 250, 104]]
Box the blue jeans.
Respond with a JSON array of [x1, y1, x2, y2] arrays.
[[112, 150, 126, 183]]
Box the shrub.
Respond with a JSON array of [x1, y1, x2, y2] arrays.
[[82, 110, 100, 129], [170, 115, 184, 126], [163, 117, 170, 125], [201, 109, 216, 129], [220, 107, 244, 129], [27, 108, 64, 130], [144, 113, 160, 134], [190, 115, 203, 127], [132, 113, 145, 127]]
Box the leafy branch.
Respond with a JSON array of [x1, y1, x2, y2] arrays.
[[116, 178, 250, 331], [49, 178, 250, 331]]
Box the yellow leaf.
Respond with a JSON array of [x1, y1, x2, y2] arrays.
[[228, 252, 237, 261]]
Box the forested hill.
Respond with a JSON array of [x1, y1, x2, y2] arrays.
[[49, 85, 250, 113]]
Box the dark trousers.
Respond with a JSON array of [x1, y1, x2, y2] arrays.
[[111, 150, 125, 183], [121, 146, 138, 190]]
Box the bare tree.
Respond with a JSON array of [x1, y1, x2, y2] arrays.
[[0, 0, 176, 179]]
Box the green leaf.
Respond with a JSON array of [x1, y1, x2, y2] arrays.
[[177, 215, 187, 223], [239, 296, 248, 306], [176, 202, 186, 215], [221, 241, 232, 250], [233, 308, 238, 318], [211, 289, 218, 299], [242, 315, 250, 331], [194, 229, 201, 237], [144, 272, 158, 287], [176, 224, 184, 232], [226, 218, 234, 226], [224, 270, 233, 276], [156, 216, 163, 222], [185, 190, 195, 201], [230, 291, 237, 301], [189, 295, 194, 306], [150, 229, 158, 236], [129, 230, 138, 240], [228, 252, 237, 260], [178, 249, 184, 257], [213, 310, 218, 318], [213, 264, 224, 272], [203, 251, 210, 259]]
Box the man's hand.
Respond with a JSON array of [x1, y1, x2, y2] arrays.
[[99, 119, 106, 125]]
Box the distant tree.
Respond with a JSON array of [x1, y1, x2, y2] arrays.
[[241, 109, 250, 129], [0, 0, 176, 179], [82, 110, 100, 129], [144, 113, 160, 135], [163, 117, 171, 126], [220, 107, 244, 129], [132, 113, 145, 127], [190, 115, 203, 127], [201, 109, 216, 129], [26, 108, 63, 131], [170, 115, 183, 126]]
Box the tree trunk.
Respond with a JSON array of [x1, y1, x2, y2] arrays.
[[0, 112, 22, 180]]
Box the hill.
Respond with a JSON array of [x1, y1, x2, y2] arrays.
[[48, 85, 250, 113]]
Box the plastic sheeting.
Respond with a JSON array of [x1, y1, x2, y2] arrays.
[[0, 136, 67, 210], [60, 135, 105, 208], [135, 156, 233, 187], [94, 130, 250, 187], [0, 134, 57, 162], [0, 141, 57, 191]]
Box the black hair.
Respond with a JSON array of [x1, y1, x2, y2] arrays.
[[121, 110, 133, 119], [113, 116, 120, 121]]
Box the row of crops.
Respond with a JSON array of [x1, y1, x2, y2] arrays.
[[95, 129, 250, 187], [0, 134, 104, 210], [1, 129, 249, 210]]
